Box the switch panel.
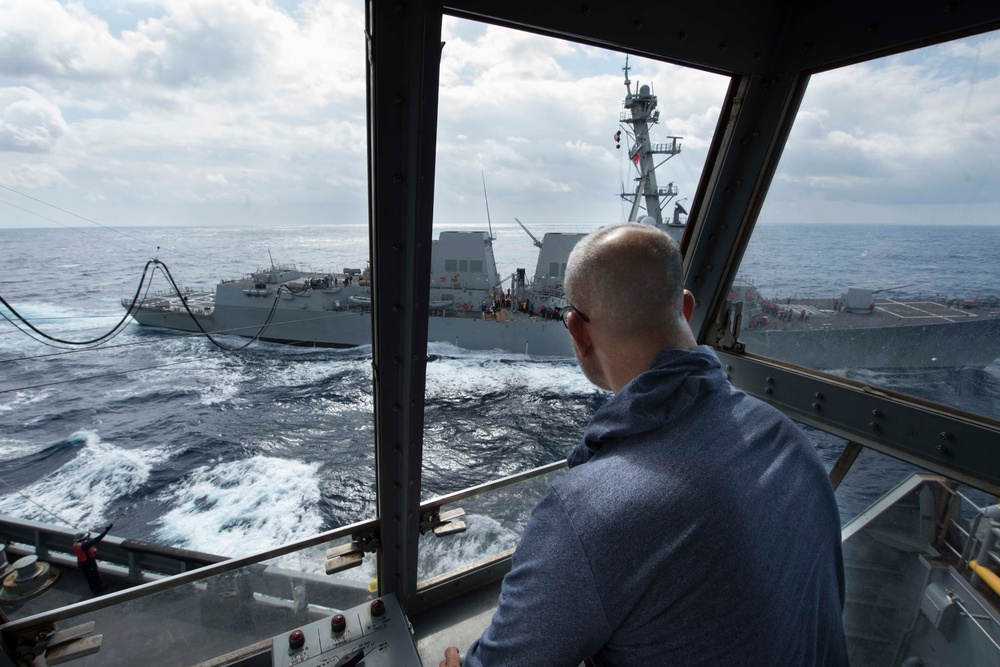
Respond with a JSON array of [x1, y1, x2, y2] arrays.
[[272, 593, 421, 667]]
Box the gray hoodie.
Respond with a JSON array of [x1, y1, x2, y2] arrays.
[[465, 346, 847, 666]]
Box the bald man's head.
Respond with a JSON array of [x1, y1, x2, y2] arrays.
[[564, 223, 690, 344]]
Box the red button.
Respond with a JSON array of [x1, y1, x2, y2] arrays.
[[331, 614, 347, 633], [289, 629, 305, 650], [370, 599, 385, 617]]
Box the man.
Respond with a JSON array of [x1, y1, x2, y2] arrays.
[[72, 523, 113, 594], [441, 223, 847, 666]]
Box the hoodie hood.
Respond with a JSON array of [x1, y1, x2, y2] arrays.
[[567, 346, 725, 467]]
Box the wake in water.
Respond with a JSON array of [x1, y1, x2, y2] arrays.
[[1, 225, 998, 567]]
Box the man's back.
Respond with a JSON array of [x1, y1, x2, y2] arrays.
[[464, 347, 847, 666]]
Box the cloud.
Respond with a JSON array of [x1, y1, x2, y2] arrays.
[[0, 87, 68, 152], [3, 162, 68, 188], [768, 38, 1000, 216], [0, 2, 996, 229], [0, 0, 368, 227], [0, 0, 130, 79]]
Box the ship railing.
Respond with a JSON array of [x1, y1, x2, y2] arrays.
[[0, 515, 378, 664], [531, 286, 566, 298], [950, 490, 1000, 583], [0, 514, 226, 583], [649, 139, 682, 155], [0, 459, 571, 663]]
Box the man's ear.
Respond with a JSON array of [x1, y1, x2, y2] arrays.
[[682, 289, 696, 322], [567, 310, 593, 356]]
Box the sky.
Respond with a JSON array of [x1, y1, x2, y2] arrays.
[[0, 0, 998, 231]]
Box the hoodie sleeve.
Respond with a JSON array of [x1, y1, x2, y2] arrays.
[[464, 489, 612, 667]]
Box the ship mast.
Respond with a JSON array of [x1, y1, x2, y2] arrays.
[[618, 57, 684, 238]]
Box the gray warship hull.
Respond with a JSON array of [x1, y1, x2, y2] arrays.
[[125, 281, 1000, 369], [127, 297, 573, 357]]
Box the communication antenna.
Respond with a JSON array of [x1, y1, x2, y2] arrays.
[[481, 171, 494, 239]]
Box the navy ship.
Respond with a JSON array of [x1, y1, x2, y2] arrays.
[[122, 63, 1000, 370]]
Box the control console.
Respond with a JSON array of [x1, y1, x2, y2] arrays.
[[271, 593, 421, 667]]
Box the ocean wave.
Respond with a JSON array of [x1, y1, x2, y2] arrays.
[[0, 387, 55, 413], [417, 514, 520, 579], [0, 430, 170, 528], [153, 455, 324, 557], [425, 347, 593, 399]]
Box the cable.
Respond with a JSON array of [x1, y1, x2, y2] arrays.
[[0, 197, 142, 256], [0, 312, 370, 364], [0, 260, 155, 347], [1, 258, 373, 362], [0, 476, 81, 530], [0, 184, 160, 251], [0, 359, 195, 395], [153, 261, 285, 352]]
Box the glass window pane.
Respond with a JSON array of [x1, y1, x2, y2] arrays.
[[839, 470, 1000, 665], [737, 32, 1000, 419], [3, 536, 375, 666], [421, 17, 729, 580], [0, 1, 373, 563]]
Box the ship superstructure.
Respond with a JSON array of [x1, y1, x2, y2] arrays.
[[618, 57, 687, 241]]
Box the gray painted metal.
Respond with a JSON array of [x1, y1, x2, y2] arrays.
[[0, 516, 376, 635], [717, 351, 1000, 496], [367, 0, 443, 614], [0, 515, 224, 582], [360, 0, 1000, 621]]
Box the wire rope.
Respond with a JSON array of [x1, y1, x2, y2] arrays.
[[0, 183, 159, 251], [0, 476, 82, 530], [0, 260, 156, 347]]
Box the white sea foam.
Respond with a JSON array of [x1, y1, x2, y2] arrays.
[[0, 388, 55, 413], [266, 357, 371, 389], [0, 430, 169, 528], [425, 345, 593, 398], [153, 455, 324, 557], [0, 435, 51, 459], [417, 514, 520, 579]]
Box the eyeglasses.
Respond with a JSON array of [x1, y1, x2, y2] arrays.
[[561, 304, 591, 329]]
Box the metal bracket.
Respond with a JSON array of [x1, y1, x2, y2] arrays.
[[324, 529, 380, 576], [715, 299, 745, 353], [13, 621, 101, 665], [419, 507, 467, 537]]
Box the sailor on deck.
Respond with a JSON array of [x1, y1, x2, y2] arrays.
[[73, 523, 113, 594], [441, 222, 847, 667]]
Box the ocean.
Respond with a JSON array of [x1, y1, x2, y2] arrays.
[[1, 222, 998, 580]]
